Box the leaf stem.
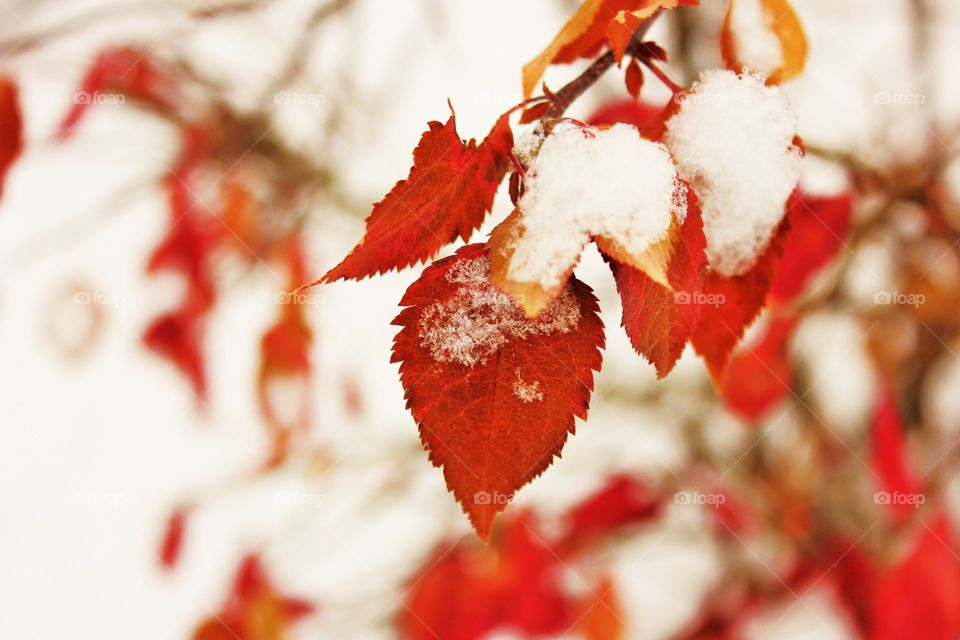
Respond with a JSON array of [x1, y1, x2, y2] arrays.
[[540, 10, 664, 121]]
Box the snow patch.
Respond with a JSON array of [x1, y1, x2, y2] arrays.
[[508, 122, 682, 289], [419, 256, 581, 367], [665, 69, 801, 276]]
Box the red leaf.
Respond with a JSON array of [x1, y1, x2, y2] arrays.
[[624, 58, 644, 100], [193, 552, 314, 640], [58, 46, 178, 140], [587, 98, 664, 130], [606, 183, 706, 377], [143, 305, 207, 398], [871, 381, 923, 524], [722, 314, 797, 421], [0, 75, 22, 198], [691, 216, 790, 383], [159, 507, 189, 570], [402, 515, 573, 639], [769, 190, 852, 305], [392, 245, 604, 539], [872, 515, 960, 640], [319, 105, 513, 283], [560, 474, 663, 551]]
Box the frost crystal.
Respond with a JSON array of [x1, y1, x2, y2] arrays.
[[665, 69, 801, 277], [419, 257, 581, 366], [508, 122, 682, 289], [513, 371, 544, 403]]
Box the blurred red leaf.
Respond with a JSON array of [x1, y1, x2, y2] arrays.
[[193, 553, 314, 640], [392, 244, 604, 539], [319, 105, 514, 283], [159, 507, 189, 570], [606, 183, 706, 377], [871, 381, 923, 524], [560, 474, 664, 551], [0, 75, 22, 198], [58, 46, 178, 140], [402, 515, 573, 640], [576, 576, 626, 640], [872, 515, 960, 640], [143, 305, 207, 398], [587, 99, 663, 130], [722, 314, 797, 421], [770, 191, 853, 305], [691, 216, 791, 383]]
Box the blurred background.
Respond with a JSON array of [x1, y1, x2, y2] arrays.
[[1, 0, 960, 638]]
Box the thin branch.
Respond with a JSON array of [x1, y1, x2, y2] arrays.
[[541, 10, 663, 121]]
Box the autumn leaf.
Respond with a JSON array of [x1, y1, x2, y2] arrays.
[[522, 0, 696, 98], [402, 514, 573, 639], [871, 381, 922, 524], [690, 217, 791, 383], [606, 1, 696, 64], [58, 46, 179, 140], [872, 514, 960, 640], [769, 190, 853, 305], [0, 75, 22, 198], [143, 304, 208, 398], [392, 244, 604, 539], [576, 576, 626, 640], [624, 58, 645, 99], [606, 183, 706, 377], [487, 122, 684, 317], [720, 0, 808, 84], [722, 314, 796, 421], [318, 104, 514, 283], [559, 474, 664, 552], [158, 506, 190, 570], [193, 553, 314, 640]]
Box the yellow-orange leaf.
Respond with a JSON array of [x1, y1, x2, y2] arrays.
[[721, 0, 808, 84]]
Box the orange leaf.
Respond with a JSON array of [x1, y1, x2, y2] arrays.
[[192, 553, 314, 640], [722, 314, 796, 421], [320, 105, 513, 283], [392, 245, 604, 539], [690, 216, 790, 383], [606, 183, 706, 377], [522, 0, 696, 99], [577, 576, 626, 640], [720, 0, 808, 84], [0, 75, 22, 198], [769, 190, 852, 305], [606, 1, 695, 64]]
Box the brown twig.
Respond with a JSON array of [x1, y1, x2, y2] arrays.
[[541, 10, 664, 121]]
